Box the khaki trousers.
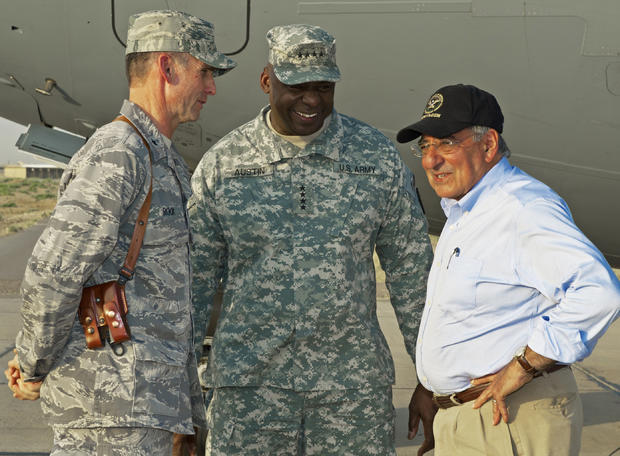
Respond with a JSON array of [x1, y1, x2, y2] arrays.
[[434, 367, 583, 456]]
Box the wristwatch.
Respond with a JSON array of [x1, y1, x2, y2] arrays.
[[514, 346, 537, 375]]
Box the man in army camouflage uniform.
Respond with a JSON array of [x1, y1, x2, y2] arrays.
[[4, 10, 235, 455], [189, 24, 433, 455]]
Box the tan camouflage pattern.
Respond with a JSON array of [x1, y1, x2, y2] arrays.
[[50, 426, 173, 455], [267, 24, 341, 85], [15, 100, 206, 432], [126, 10, 236, 76], [205, 385, 396, 455], [189, 106, 433, 392]]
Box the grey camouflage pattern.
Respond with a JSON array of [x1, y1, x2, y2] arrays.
[[267, 24, 341, 85], [205, 386, 396, 455], [126, 10, 236, 76], [189, 106, 433, 392], [50, 426, 173, 455], [16, 100, 206, 432]]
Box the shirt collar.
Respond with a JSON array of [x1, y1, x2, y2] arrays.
[[251, 105, 342, 163], [120, 100, 171, 164], [117, 100, 190, 201], [440, 157, 512, 218], [266, 111, 331, 148]]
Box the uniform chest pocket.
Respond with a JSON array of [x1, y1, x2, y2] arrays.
[[217, 168, 284, 247], [436, 256, 482, 323], [315, 169, 384, 239], [142, 165, 189, 247]]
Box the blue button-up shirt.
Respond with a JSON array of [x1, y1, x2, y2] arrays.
[[416, 157, 620, 394]]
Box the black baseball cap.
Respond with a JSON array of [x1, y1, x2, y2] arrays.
[[396, 84, 504, 143]]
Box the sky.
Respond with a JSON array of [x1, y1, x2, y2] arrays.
[[0, 116, 48, 165]]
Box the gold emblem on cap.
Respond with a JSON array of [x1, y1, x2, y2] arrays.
[[424, 93, 443, 114], [421, 93, 443, 119]]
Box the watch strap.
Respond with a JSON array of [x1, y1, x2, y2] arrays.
[[515, 352, 537, 375]]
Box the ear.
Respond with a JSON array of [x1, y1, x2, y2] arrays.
[[158, 53, 175, 83], [482, 128, 500, 163], [259, 66, 271, 94]]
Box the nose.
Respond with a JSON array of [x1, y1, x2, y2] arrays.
[[301, 89, 320, 107], [421, 146, 444, 169], [205, 72, 216, 96]]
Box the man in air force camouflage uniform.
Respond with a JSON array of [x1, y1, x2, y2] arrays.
[[189, 24, 433, 455], [4, 10, 235, 455]]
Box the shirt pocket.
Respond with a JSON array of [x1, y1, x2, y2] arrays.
[[216, 166, 282, 249], [315, 164, 384, 240], [436, 256, 482, 324], [130, 340, 188, 418], [142, 164, 189, 247], [341, 175, 384, 239], [132, 360, 184, 417]]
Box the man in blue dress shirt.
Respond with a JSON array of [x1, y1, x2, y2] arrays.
[[396, 84, 620, 455]]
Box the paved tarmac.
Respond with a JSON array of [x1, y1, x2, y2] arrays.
[[0, 223, 619, 455], [0, 221, 52, 455]]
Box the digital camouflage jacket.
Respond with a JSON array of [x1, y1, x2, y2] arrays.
[[189, 107, 433, 391]]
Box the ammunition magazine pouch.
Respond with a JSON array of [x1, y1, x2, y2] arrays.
[[79, 281, 130, 348]]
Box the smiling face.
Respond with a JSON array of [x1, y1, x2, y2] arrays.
[[260, 65, 335, 136], [421, 128, 501, 200]]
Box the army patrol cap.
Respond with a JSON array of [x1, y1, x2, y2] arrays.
[[397, 84, 504, 143], [267, 24, 341, 85], [126, 10, 237, 76]]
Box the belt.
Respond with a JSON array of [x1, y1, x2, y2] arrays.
[[432, 364, 568, 409]]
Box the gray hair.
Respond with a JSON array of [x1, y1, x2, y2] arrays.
[[471, 126, 511, 158], [126, 51, 190, 86]]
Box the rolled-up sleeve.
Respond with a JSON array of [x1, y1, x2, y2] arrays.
[[516, 199, 620, 363]]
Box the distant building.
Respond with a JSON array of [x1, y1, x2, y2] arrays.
[[2, 163, 63, 179]]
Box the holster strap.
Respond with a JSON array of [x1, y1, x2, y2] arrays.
[[113, 115, 153, 284]]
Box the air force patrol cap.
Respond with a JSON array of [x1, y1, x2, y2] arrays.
[[267, 24, 341, 85], [126, 10, 236, 76], [397, 84, 504, 143]]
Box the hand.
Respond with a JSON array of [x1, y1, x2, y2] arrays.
[[471, 359, 532, 425], [13, 377, 42, 400], [408, 383, 438, 455], [4, 350, 42, 401], [5, 350, 20, 388]]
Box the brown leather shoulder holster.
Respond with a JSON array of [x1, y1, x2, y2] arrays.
[[78, 115, 153, 353]]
